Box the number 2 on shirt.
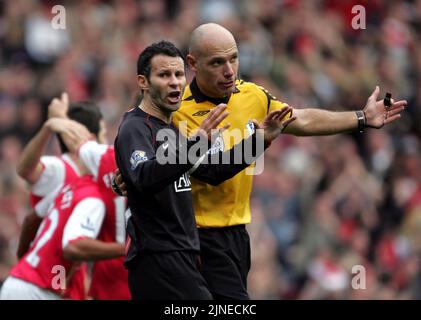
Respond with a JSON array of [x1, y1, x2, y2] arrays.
[[25, 209, 59, 267]]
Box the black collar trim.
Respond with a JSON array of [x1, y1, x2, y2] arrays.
[[189, 78, 240, 105]]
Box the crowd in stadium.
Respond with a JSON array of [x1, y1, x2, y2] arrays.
[[0, 0, 420, 299]]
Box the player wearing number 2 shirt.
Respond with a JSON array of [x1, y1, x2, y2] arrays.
[[1, 176, 106, 299], [16, 102, 105, 259]]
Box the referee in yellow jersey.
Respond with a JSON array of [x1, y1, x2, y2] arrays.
[[171, 23, 407, 299]]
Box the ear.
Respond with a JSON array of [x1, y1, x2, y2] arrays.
[[186, 54, 197, 72], [137, 75, 148, 91], [89, 132, 97, 141]]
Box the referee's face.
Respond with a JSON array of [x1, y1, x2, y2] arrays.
[[188, 39, 238, 98], [141, 54, 186, 113]]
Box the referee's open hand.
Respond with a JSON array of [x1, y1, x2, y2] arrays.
[[251, 106, 296, 145]]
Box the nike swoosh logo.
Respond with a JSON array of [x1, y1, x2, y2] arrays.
[[162, 143, 169, 150]]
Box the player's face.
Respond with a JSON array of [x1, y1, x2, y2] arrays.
[[188, 40, 238, 98], [146, 55, 186, 113]]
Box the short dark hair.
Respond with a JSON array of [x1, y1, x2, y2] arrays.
[[137, 40, 185, 79], [58, 101, 103, 153]]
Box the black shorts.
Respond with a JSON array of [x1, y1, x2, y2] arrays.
[[198, 225, 251, 300], [127, 250, 212, 300]]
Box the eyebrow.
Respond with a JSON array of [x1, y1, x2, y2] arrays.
[[209, 52, 238, 60], [154, 66, 185, 74]]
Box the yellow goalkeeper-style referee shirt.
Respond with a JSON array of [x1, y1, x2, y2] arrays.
[[172, 78, 290, 228]]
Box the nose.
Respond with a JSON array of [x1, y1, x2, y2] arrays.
[[223, 62, 234, 78], [168, 74, 181, 87]]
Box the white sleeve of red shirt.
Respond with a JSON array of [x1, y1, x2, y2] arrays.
[[78, 141, 108, 180], [31, 156, 65, 196], [62, 197, 106, 249], [31, 156, 66, 218]]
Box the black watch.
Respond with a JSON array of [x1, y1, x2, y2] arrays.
[[355, 110, 367, 133]]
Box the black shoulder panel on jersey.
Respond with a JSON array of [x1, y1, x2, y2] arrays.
[[259, 87, 276, 114]]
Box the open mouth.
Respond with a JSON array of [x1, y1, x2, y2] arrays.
[[167, 91, 181, 104]]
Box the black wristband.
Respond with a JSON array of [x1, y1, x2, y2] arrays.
[[355, 110, 367, 133]]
